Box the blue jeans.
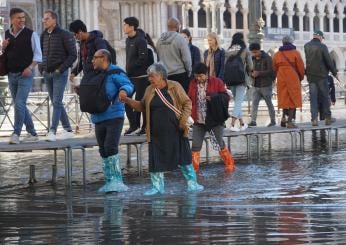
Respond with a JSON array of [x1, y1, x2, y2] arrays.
[[44, 70, 72, 133], [309, 79, 331, 121], [229, 84, 247, 119], [8, 72, 36, 136], [250, 86, 275, 122]]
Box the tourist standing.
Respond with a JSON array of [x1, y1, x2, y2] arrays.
[[203, 32, 225, 80]]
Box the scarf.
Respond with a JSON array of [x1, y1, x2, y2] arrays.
[[206, 48, 216, 77]]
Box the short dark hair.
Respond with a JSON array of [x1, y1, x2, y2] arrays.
[[249, 43, 261, 51], [193, 62, 208, 75], [44, 10, 58, 21], [123, 17, 139, 30], [180, 28, 191, 38], [10, 8, 24, 18], [69, 19, 87, 33]]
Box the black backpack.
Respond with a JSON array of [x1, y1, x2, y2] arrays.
[[224, 48, 246, 86], [104, 40, 117, 64], [79, 68, 124, 113]]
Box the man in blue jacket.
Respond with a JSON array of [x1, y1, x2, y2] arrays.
[[91, 49, 134, 193]]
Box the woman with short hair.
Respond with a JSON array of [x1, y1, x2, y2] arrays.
[[122, 63, 204, 195]]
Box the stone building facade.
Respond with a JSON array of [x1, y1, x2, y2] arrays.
[[2, 0, 346, 77]]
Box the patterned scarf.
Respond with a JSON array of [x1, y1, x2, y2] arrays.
[[197, 80, 208, 124]]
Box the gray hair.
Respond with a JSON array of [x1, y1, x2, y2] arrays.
[[98, 49, 111, 63], [282, 35, 294, 44], [147, 63, 168, 80]]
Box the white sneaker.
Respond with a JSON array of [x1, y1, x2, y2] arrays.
[[21, 134, 39, 143], [9, 133, 20, 144], [59, 131, 74, 140], [46, 131, 56, 142], [240, 123, 248, 131], [230, 125, 240, 132]]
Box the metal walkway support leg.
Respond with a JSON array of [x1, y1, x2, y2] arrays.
[[126, 144, 131, 165], [256, 135, 261, 159], [204, 139, 210, 164], [52, 149, 57, 184], [81, 148, 86, 188], [335, 129, 339, 150], [29, 165, 37, 184], [246, 135, 251, 159], [327, 129, 333, 151]]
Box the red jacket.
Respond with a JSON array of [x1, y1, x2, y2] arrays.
[[188, 76, 227, 122]]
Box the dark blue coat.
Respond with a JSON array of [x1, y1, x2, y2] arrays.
[[203, 48, 225, 80]]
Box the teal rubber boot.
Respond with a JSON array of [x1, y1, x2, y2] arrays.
[[98, 154, 128, 193], [180, 164, 204, 192], [144, 172, 165, 196]]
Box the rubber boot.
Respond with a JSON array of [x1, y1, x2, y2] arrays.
[[144, 172, 165, 196], [192, 151, 200, 173], [219, 147, 236, 172], [98, 154, 128, 193], [180, 164, 204, 192]]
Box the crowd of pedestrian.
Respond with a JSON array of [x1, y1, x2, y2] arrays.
[[0, 8, 340, 195]]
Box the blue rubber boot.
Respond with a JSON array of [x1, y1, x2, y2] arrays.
[[144, 172, 165, 196], [180, 164, 204, 192], [98, 154, 128, 193]]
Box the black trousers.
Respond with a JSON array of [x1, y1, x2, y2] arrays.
[[95, 118, 124, 158], [125, 77, 149, 129], [168, 72, 190, 93]]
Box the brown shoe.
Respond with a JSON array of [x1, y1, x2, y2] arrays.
[[286, 122, 298, 128], [312, 119, 318, 127], [325, 117, 336, 126]]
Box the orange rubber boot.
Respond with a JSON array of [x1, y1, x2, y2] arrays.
[[192, 151, 200, 173], [219, 147, 236, 172]]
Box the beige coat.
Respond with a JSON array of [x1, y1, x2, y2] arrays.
[[128, 80, 192, 142]]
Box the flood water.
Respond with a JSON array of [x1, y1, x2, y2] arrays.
[[1, 104, 346, 244], [1, 138, 346, 244]]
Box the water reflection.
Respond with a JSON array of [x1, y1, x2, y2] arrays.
[[1, 150, 346, 243]]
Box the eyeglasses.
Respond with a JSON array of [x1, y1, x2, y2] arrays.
[[92, 55, 104, 60]]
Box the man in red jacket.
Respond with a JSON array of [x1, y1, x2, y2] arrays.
[[188, 63, 235, 173]]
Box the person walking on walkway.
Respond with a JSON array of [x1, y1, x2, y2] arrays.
[[123, 17, 150, 136], [248, 43, 276, 127], [203, 32, 225, 81], [180, 29, 201, 71], [304, 30, 338, 126], [224, 32, 253, 132], [41, 10, 77, 141], [273, 36, 305, 128], [91, 49, 134, 193], [122, 63, 203, 195], [69, 19, 109, 81], [188, 63, 235, 173], [2, 8, 42, 144], [156, 17, 192, 93]]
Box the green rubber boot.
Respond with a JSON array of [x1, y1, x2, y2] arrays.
[[180, 164, 204, 192], [144, 172, 165, 196]]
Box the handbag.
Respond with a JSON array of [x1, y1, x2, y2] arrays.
[[154, 88, 194, 127], [0, 51, 8, 76]]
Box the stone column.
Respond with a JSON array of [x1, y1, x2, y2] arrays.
[[85, 0, 91, 30], [210, 2, 217, 33], [309, 13, 314, 33], [298, 12, 304, 32], [329, 13, 334, 33], [319, 14, 324, 32], [181, 3, 187, 29], [339, 14, 344, 34], [92, 0, 99, 30], [243, 9, 249, 30], [276, 11, 282, 28], [287, 10, 293, 28], [219, 4, 225, 37], [155, 2, 161, 38], [72, 0, 79, 20], [192, 5, 199, 36], [147, 2, 153, 36], [161, 1, 168, 33], [171, 3, 177, 18], [230, 8, 237, 30], [265, 10, 271, 28]]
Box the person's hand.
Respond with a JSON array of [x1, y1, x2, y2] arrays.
[[70, 73, 76, 82], [332, 102, 335, 106], [118, 90, 128, 102], [206, 95, 211, 101], [252, 70, 260, 78], [2, 38, 9, 51], [21, 67, 33, 77]]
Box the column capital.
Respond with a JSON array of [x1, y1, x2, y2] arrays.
[[328, 13, 335, 19], [286, 10, 295, 17]]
